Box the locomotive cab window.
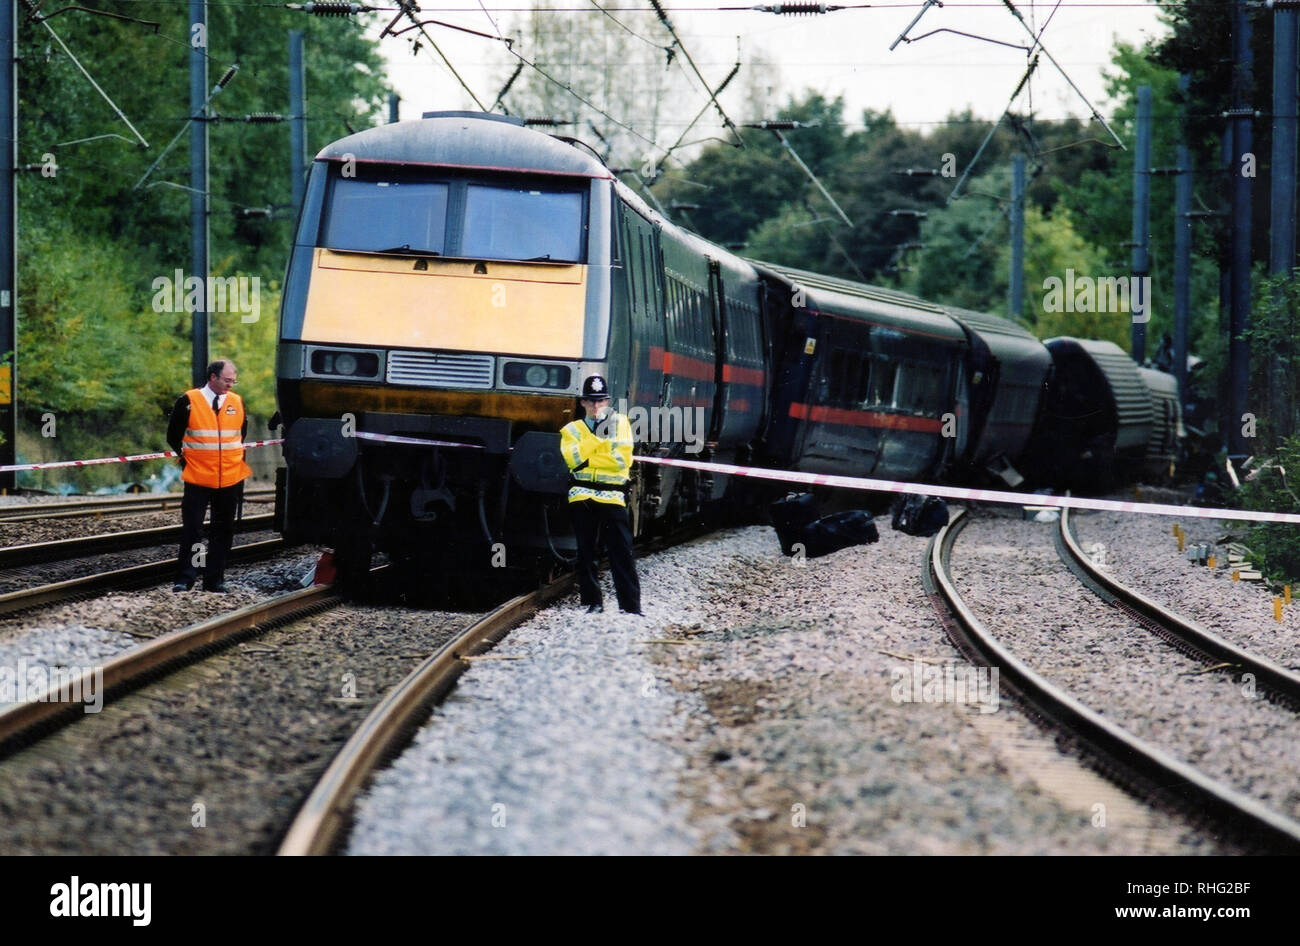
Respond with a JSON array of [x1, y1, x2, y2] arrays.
[[462, 184, 585, 263], [317, 165, 587, 264], [322, 176, 449, 256]]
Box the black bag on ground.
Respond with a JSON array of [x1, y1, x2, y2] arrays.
[[891, 493, 949, 537], [769, 493, 823, 556], [770, 493, 880, 558], [798, 509, 880, 558]]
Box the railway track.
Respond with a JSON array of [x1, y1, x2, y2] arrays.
[[0, 563, 572, 854], [0, 514, 274, 570], [0, 488, 274, 523], [1056, 506, 1300, 706], [0, 578, 341, 758], [0, 536, 286, 617], [278, 574, 574, 855], [925, 508, 1300, 853]]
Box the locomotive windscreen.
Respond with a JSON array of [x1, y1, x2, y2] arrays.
[[322, 178, 449, 256], [318, 167, 587, 264], [462, 184, 584, 263]]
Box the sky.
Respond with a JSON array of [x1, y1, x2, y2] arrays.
[[366, 1, 1169, 142]]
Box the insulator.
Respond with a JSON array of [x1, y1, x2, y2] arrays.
[[648, 0, 672, 27], [215, 63, 239, 90], [245, 112, 285, 123], [747, 120, 799, 130], [524, 117, 564, 126], [753, 3, 836, 14], [300, 1, 364, 15]]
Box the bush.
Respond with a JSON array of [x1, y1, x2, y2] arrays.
[[1236, 435, 1300, 583]]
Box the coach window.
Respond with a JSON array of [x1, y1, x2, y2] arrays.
[[893, 360, 946, 413], [855, 354, 871, 406], [871, 357, 898, 409]]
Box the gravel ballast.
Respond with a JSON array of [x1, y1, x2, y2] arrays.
[[951, 511, 1300, 829], [0, 593, 477, 855], [347, 522, 1229, 855], [1071, 509, 1300, 671]]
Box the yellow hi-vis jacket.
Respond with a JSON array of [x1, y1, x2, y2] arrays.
[[181, 389, 253, 489], [560, 412, 634, 506]]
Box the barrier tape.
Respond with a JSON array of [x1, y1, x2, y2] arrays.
[[634, 455, 1300, 526], [0, 439, 284, 474], [351, 431, 483, 449], [11, 434, 1298, 526]]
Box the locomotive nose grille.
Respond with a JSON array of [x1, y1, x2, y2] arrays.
[[386, 351, 495, 389]]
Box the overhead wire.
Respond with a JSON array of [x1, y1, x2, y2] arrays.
[[381, 0, 492, 110]]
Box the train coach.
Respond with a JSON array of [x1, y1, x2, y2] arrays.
[[272, 111, 1180, 585]]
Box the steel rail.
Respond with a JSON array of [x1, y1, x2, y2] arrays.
[[1057, 505, 1300, 704], [277, 574, 575, 856], [0, 488, 275, 522], [0, 537, 286, 618], [0, 514, 273, 569], [0, 579, 342, 759], [925, 508, 1300, 853]]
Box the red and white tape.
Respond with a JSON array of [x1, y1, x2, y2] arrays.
[[11, 435, 1297, 526], [0, 439, 284, 474], [634, 455, 1300, 526], [351, 431, 483, 449]]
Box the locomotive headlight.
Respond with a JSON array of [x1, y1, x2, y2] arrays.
[[307, 347, 383, 380], [502, 361, 573, 390]]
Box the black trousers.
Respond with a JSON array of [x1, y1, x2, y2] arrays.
[[569, 499, 640, 613], [175, 480, 244, 587]]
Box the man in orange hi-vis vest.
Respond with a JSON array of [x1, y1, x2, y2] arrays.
[[166, 359, 252, 592]]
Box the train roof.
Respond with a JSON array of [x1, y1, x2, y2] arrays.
[[944, 304, 1049, 376], [1047, 337, 1154, 450], [315, 113, 613, 180], [748, 260, 966, 343]]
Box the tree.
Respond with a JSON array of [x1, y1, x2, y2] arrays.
[[14, 6, 391, 487]]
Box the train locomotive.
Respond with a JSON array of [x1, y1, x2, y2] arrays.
[[273, 111, 1181, 583]]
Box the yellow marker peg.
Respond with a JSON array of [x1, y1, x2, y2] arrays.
[[1231, 569, 1239, 581], [1172, 522, 1180, 536], [1275, 597, 1284, 622], [1177, 532, 1185, 552], [1286, 585, 1293, 605], [1208, 554, 1217, 569]]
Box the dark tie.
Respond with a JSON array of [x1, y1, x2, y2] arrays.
[[212, 395, 220, 412]]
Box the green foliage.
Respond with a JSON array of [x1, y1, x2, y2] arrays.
[[210, 277, 282, 422], [1244, 269, 1300, 447], [1236, 435, 1300, 584], [14, 6, 390, 489]]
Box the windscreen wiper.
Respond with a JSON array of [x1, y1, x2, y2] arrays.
[[375, 244, 442, 257]]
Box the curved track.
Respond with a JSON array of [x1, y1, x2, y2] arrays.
[[1056, 506, 1300, 705], [925, 508, 1300, 853]]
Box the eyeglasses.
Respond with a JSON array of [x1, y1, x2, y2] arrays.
[[219, 377, 238, 385]]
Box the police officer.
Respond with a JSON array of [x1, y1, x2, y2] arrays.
[[167, 359, 252, 592], [560, 375, 641, 614]]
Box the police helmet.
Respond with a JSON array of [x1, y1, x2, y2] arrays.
[[581, 375, 611, 399]]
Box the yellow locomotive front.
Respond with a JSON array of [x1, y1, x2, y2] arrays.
[[275, 113, 619, 584]]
